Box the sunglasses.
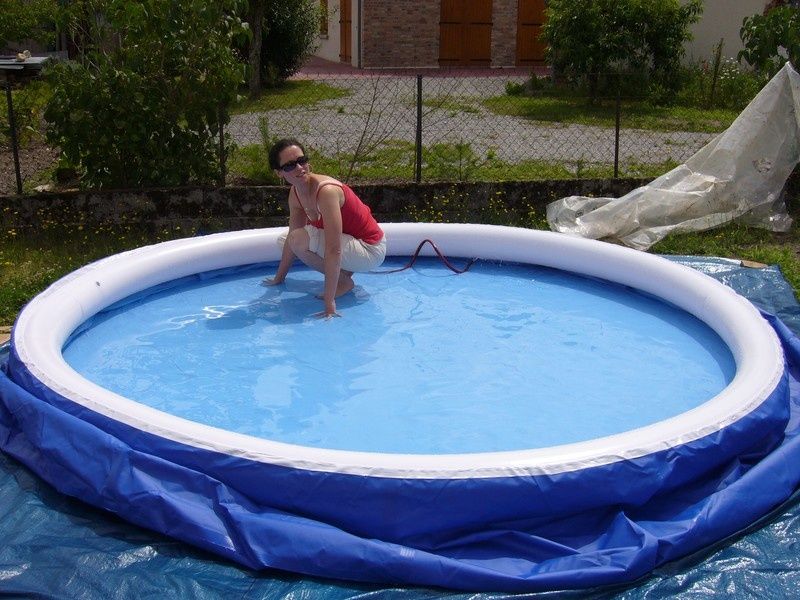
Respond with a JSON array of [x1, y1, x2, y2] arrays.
[[278, 155, 309, 173]]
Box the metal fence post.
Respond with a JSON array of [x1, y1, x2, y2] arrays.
[[4, 78, 23, 195], [614, 76, 621, 179], [218, 105, 226, 187], [415, 74, 422, 183]]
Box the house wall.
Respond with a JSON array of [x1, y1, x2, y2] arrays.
[[316, 0, 771, 70], [491, 1, 518, 67], [359, 0, 523, 69], [314, 0, 342, 63], [361, 0, 440, 68], [684, 0, 766, 64]]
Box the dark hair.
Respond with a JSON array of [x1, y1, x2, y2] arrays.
[[268, 138, 306, 170]]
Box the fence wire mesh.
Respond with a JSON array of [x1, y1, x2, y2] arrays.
[[2, 78, 56, 196], [2, 70, 724, 194], [227, 72, 717, 185]]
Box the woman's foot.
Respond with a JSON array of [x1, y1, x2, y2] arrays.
[[316, 274, 354, 299], [335, 274, 355, 297]]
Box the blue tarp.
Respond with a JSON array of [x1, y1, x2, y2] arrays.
[[1, 256, 800, 598]]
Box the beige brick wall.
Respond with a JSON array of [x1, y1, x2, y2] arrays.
[[362, 0, 441, 68]]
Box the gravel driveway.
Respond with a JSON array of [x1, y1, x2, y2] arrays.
[[228, 75, 715, 168]]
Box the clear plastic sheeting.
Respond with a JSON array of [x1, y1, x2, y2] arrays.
[[547, 62, 800, 250], [1, 256, 800, 598]]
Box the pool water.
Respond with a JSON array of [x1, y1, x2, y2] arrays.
[[63, 258, 735, 454]]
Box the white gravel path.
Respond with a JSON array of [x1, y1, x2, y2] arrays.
[[228, 75, 715, 168]]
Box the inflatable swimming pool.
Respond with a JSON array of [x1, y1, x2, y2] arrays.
[[1, 223, 797, 592]]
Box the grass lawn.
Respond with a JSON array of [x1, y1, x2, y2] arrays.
[[228, 138, 680, 185], [230, 80, 351, 114], [483, 95, 738, 133]]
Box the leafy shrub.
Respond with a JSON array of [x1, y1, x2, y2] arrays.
[[542, 0, 703, 101], [713, 58, 765, 109], [505, 81, 527, 97], [44, 0, 246, 189], [0, 0, 57, 49], [424, 142, 484, 182], [738, 5, 800, 78], [1, 80, 50, 148], [259, 0, 320, 86], [666, 59, 763, 111]]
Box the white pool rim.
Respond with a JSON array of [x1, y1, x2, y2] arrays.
[[11, 223, 785, 479]]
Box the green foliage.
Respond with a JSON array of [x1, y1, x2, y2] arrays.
[[425, 142, 484, 181], [406, 188, 552, 229], [542, 0, 703, 100], [227, 144, 277, 184], [487, 92, 736, 133], [1, 80, 50, 148], [0, 0, 58, 48], [44, 0, 247, 189], [674, 59, 764, 111], [739, 6, 800, 78], [259, 0, 320, 86], [0, 221, 195, 324], [227, 115, 281, 184], [231, 80, 350, 114]]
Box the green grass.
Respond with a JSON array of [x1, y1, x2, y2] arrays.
[[227, 144, 281, 184], [227, 139, 679, 184], [423, 96, 483, 115], [230, 80, 351, 114], [483, 95, 738, 133], [0, 222, 198, 325], [651, 220, 800, 293]]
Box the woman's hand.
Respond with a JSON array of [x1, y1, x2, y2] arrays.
[[314, 299, 341, 319], [314, 310, 341, 320]]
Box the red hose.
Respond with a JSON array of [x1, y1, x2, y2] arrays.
[[375, 239, 477, 274]]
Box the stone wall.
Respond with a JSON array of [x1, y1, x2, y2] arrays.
[[2, 179, 651, 233]]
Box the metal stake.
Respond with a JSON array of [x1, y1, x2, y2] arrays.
[[4, 78, 23, 195]]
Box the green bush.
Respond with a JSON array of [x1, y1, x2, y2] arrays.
[[671, 59, 763, 111], [259, 0, 320, 86], [1, 80, 50, 148], [542, 0, 703, 101], [425, 142, 484, 182], [0, 0, 57, 49], [739, 5, 800, 78], [44, 0, 246, 189]]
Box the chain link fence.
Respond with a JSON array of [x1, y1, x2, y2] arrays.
[[226, 71, 718, 185], [2, 70, 724, 194], [2, 77, 57, 197]]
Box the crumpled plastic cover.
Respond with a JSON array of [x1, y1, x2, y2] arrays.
[[1, 257, 800, 598], [547, 62, 800, 250]]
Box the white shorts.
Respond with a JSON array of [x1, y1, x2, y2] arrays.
[[280, 225, 387, 272]]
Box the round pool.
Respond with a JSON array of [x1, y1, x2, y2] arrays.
[[2, 223, 792, 592], [61, 257, 736, 455]]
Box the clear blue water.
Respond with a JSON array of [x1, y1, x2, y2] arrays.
[[62, 258, 736, 454]]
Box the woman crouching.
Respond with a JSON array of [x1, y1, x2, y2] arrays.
[[264, 138, 386, 318]]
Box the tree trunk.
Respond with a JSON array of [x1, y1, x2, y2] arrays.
[[248, 0, 266, 96]]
